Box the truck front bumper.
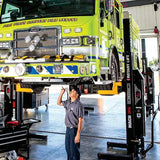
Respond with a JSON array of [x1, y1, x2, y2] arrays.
[[0, 61, 98, 79]]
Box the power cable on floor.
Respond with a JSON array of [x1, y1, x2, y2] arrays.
[[30, 129, 160, 145]]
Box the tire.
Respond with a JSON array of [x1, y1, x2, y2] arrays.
[[110, 54, 119, 82]]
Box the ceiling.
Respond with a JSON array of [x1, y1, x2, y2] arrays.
[[0, 0, 158, 8], [120, 0, 159, 8], [0, 0, 158, 6]]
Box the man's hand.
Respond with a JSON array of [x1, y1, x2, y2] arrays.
[[57, 88, 65, 106], [60, 88, 65, 95], [75, 135, 80, 144], [75, 117, 83, 144]]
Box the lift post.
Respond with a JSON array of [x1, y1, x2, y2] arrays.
[[0, 80, 30, 159], [3, 80, 14, 122], [141, 39, 155, 116], [97, 11, 157, 160]]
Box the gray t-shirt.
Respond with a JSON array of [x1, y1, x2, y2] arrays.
[[62, 99, 84, 128]]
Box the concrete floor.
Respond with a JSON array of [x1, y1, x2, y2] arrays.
[[22, 82, 160, 160]]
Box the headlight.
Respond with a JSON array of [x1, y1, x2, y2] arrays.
[[3, 66, 9, 73], [87, 37, 96, 45], [62, 37, 80, 46], [0, 34, 3, 38], [0, 42, 10, 49], [6, 33, 11, 38], [15, 63, 26, 76], [25, 36, 31, 43], [33, 35, 40, 45], [63, 28, 71, 34], [29, 44, 35, 52], [74, 28, 82, 33], [36, 65, 43, 73]]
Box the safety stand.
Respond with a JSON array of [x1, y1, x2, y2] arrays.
[[97, 13, 158, 160]]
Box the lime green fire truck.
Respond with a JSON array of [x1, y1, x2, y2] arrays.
[[0, 0, 140, 93], [126, 11, 141, 70]]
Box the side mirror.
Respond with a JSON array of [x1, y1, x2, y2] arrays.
[[100, 8, 104, 27], [100, 20, 104, 27], [108, 0, 114, 13], [100, 2, 105, 27]]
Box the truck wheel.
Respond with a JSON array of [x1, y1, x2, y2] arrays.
[[111, 54, 119, 82]]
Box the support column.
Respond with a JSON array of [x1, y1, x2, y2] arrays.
[[16, 92, 23, 123], [4, 81, 13, 122]]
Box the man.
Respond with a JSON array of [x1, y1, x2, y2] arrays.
[[57, 86, 84, 160]]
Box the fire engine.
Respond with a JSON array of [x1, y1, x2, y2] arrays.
[[0, 0, 140, 93]]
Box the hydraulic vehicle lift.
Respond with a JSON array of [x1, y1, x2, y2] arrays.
[[0, 79, 47, 159], [141, 39, 155, 117], [97, 13, 159, 160], [0, 80, 30, 159], [97, 82, 122, 95]]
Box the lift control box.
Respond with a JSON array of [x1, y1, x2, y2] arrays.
[[146, 67, 155, 105], [133, 69, 145, 138]]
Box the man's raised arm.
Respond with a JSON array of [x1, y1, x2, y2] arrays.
[[57, 88, 65, 106]]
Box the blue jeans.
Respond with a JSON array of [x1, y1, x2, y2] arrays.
[[65, 127, 80, 160]]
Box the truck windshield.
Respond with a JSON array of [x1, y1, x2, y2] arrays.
[[1, 0, 95, 23]]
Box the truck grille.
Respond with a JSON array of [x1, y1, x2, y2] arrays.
[[13, 27, 60, 57]]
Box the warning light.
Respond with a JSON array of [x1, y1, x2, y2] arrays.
[[136, 91, 140, 98], [7, 88, 10, 93], [128, 106, 131, 114], [154, 26, 159, 34], [13, 101, 15, 108], [145, 87, 147, 93]]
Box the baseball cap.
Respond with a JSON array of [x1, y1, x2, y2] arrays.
[[71, 86, 81, 97]]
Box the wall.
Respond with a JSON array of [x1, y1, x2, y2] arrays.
[[123, 4, 160, 37]]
